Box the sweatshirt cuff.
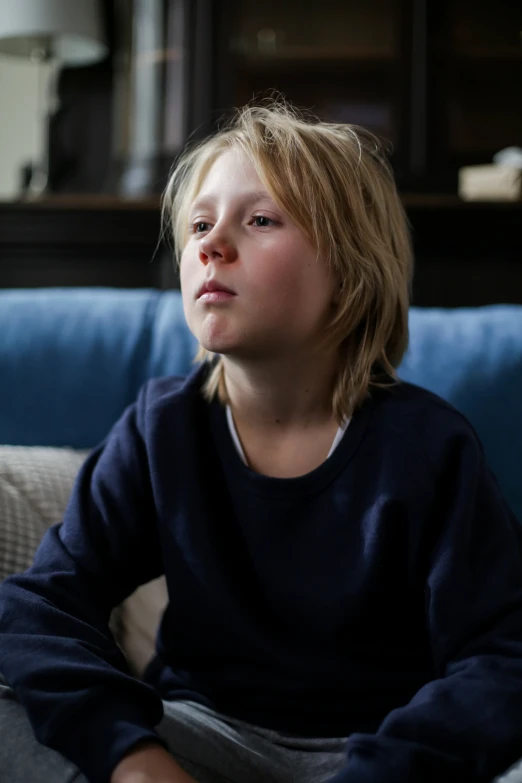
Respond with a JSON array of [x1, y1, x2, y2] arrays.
[[327, 735, 470, 783], [48, 696, 167, 783]]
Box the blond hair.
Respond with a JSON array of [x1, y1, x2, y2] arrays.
[[162, 101, 413, 423]]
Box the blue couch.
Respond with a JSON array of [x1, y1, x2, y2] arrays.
[[1, 288, 522, 782], [0, 287, 521, 522]]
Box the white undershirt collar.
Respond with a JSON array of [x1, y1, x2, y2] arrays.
[[226, 406, 350, 467]]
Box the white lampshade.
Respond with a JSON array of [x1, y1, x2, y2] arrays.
[[0, 0, 107, 65]]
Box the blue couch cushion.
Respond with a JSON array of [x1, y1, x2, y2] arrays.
[[0, 288, 196, 450], [399, 306, 522, 522], [0, 289, 520, 521]]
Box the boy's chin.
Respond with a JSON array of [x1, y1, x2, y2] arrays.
[[198, 338, 238, 356], [199, 339, 259, 360], [196, 327, 269, 359]]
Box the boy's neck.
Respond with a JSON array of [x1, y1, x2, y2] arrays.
[[222, 351, 338, 432]]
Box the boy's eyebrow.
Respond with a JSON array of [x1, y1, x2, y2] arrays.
[[189, 190, 275, 213]]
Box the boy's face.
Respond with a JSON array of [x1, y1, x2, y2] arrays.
[[180, 149, 337, 361]]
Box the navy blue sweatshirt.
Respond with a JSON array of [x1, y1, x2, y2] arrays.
[[1, 364, 522, 783]]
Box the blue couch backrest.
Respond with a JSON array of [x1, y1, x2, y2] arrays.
[[1, 288, 521, 520]]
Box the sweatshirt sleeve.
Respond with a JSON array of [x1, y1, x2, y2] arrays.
[[328, 426, 522, 783], [0, 383, 168, 783]]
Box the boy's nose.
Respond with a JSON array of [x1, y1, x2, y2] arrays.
[[199, 235, 238, 265]]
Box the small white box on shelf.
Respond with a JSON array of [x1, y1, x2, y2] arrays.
[[458, 164, 522, 201]]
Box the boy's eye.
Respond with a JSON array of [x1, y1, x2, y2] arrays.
[[252, 216, 275, 228]]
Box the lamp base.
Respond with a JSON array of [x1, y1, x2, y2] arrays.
[[19, 161, 49, 199]]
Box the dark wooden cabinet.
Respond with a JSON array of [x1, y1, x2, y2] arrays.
[[215, 0, 413, 184], [44, 0, 522, 197], [426, 0, 522, 186], [0, 198, 177, 290], [211, 0, 522, 191]]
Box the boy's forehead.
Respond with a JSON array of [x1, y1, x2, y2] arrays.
[[193, 149, 273, 207], [202, 148, 260, 188]]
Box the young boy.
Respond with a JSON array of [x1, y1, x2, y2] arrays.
[[1, 102, 522, 783]]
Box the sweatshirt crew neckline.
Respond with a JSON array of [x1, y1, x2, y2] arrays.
[[209, 386, 375, 499]]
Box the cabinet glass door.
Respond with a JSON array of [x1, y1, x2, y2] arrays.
[[429, 0, 522, 175], [222, 0, 411, 175]]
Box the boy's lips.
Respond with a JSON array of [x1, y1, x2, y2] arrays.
[[196, 279, 236, 299]]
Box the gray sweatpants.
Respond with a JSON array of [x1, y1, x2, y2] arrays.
[[0, 677, 348, 783]]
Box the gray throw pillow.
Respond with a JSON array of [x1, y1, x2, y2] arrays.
[[0, 446, 89, 581], [0, 445, 165, 674], [0, 446, 122, 643]]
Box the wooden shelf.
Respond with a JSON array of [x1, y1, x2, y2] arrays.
[[0, 198, 176, 290], [1, 197, 521, 305], [237, 46, 394, 62], [2, 193, 521, 212], [236, 46, 395, 64], [435, 46, 522, 61], [400, 193, 522, 208], [5, 194, 161, 211]]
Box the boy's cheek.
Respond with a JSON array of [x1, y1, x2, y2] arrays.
[[179, 259, 196, 299]]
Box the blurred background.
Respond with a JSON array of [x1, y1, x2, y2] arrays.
[[0, 0, 521, 304]]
